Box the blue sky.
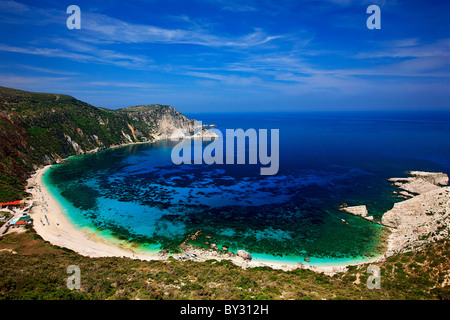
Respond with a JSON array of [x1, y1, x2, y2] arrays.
[[0, 0, 449, 112]]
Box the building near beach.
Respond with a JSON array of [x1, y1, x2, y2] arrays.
[[0, 201, 25, 208], [8, 214, 33, 228]]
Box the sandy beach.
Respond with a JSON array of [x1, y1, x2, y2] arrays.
[[27, 165, 450, 275], [27, 165, 161, 261], [26, 164, 367, 274]]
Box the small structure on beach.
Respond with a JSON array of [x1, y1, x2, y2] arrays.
[[0, 200, 25, 209], [8, 214, 33, 228]]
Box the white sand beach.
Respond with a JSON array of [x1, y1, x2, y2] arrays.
[[27, 165, 449, 275], [26, 164, 360, 274], [27, 165, 160, 261]]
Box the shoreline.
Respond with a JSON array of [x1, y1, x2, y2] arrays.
[[25, 147, 448, 275], [28, 165, 162, 261], [26, 163, 385, 274]]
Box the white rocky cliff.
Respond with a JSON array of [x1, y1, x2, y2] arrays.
[[119, 104, 218, 141], [382, 171, 450, 256]]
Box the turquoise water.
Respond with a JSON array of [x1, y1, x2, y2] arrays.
[[44, 111, 450, 265]]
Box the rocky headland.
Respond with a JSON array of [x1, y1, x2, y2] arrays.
[[388, 171, 449, 199], [339, 171, 449, 261], [0, 86, 217, 202], [382, 171, 450, 256]]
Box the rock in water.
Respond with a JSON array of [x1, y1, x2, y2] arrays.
[[236, 250, 252, 261], [340, 205, 374, 221]]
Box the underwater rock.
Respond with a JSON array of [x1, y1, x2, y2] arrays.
[[194, 230, 202, 237]]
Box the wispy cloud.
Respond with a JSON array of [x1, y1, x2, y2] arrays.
[[0, 0, 62, 25], [0, 0, 29, 13], [0, 74, 71, 89], [87, 80, 168, 90], [81, 12, 283, 48], [14, 64, 82, 76], [199, 0, 257, 12], [0, 43, 152, 69], [325, 0, 387, 7], [1, 0, 448, 110], [355, 38, 450, 59], [183, 71, 264, 87]]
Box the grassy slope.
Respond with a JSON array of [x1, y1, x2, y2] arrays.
[[0, 229, 448, 300]]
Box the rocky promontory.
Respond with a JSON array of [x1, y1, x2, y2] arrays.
[[382, 171, 450, 256], [0, 86, 217, 202], [338, 171, 449, 259], [388, 171, 449, 198]]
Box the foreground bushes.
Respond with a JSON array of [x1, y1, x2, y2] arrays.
[[0, 230, 448, 300]]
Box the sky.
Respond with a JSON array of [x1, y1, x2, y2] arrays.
[[0, 0, 449, 113]]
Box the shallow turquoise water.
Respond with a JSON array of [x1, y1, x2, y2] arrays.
[[44, 111, 450, 265]]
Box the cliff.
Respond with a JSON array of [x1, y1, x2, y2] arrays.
[[116, 104, 196, 140], [0, 86, 211, 202], [382, 171, 450, 255]]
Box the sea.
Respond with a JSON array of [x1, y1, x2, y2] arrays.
[[43, 111, 450, 266]]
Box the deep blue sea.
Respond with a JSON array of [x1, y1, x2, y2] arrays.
[[44, 111, 450, 265]]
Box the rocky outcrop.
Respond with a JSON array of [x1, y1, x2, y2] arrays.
[[120, 105, 194, 140], [340, 205, 374, 221], [63, 134, 84, 155], [236, 250, 252, 261], [338, 171, 450, 257], [169, 126, 219, 140], [119, 105, 218, 141], [382, 186, 450, 254], [388, 171, 449, 196], [382, 171, 450, 255]]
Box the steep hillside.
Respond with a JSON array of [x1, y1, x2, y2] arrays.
[[0, 86, 198, 202]]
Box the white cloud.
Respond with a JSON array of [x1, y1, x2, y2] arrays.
[[87, 81, 167, 90], [14, 64, 82, 76], [355, 38, 450, 59], [0, 0, 29, 13], [81, 12, 282, 48], [0, 74, 71, 89], [0, 43, 152, 69]]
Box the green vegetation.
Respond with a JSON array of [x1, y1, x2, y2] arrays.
[[0, 230, 448, 300], [116, 104, 171, 113], [1, 86, 448, 300], [0, 86, 191, 202]]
